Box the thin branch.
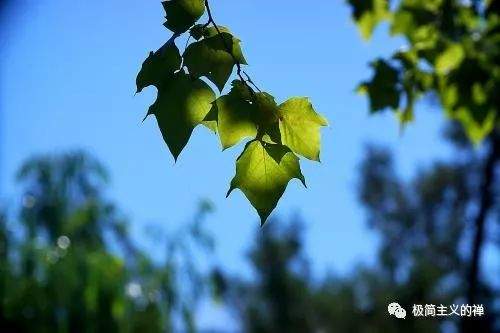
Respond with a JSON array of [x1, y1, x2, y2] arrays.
[[243, 70, 262, 92], [177, 35, 192, 71], [461, 130, 499, 331], [468, 132, 499, 302], [204, 0, 260, 95]]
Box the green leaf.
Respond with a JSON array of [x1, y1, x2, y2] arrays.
[[441, 58, 492, 125], [448, 107, 496, 144], [435, 44, 465, 75], [227, 140, 305, 225], [190, 24, 232, 40], [261, 122, 282, 144], [397, 107, 414, 124], [183, 32, 247, 91], [360, 59, 401, 112], [231, 80, 253, 100], [390, 4, 437, 38], [189, 24, 205, 40], [146, 72, 215, 160], [210, 85, 258, 149], [278, 98, 328, 161], [162, 0, 205, 34], [202, 25, 232, 38], [254, 92, 280, 126], [136, 43, 181, 93], [348, 0, 389, 39]]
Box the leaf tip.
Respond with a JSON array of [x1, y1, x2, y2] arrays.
[[226, 185, 235, 198], [259, 212, 271, 227], [142, 112, 150, 123], [314, 152, 324, 163], [300, 176, 307, 188]]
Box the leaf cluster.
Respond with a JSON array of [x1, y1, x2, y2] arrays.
[[349, 0, 500, 142], [136, 0, 328, 224]]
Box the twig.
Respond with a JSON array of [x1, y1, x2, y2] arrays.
[[460, 131, 499, 332], [204, 0, 260, 95], [177, 35, 192, 71], [243, 70, 261, 92]]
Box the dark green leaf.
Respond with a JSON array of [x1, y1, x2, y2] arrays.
[[254, 92, 280, 126], [189, 24, 205, 40], [190, 24, 231, 40], [162, 0, 205, 34], [359, 59, 401, 112], [136, 43, 182, 93], [348, 0, 389, 39], [146, 72, 215, 160], [184, 32, 247, 91]]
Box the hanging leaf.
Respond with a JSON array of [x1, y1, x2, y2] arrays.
[[136, 43, 182, 93], [145, 72, 215, 160], [278, 97, 328, 161], [183, 32, 247, 91], [209, 84, 258, 149], [162, 0, 205, 34], [358, 59, 401, 113], [348, 0, 389, 39], [227, 140, 306, 225], [137, 1, 327, 224]]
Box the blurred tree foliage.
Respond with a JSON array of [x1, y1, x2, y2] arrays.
[[0, 135, 497, 333], [0, 151, 215, 333], [220, 125, 499, 332], [348, 0, 500, 143], [347, 2, 500, 331]]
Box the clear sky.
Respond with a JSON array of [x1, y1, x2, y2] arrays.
[[1, 0, 453, 327]]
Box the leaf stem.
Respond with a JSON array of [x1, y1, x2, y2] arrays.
[[243, 70, 262, 92], [204, 0, 261, 95]]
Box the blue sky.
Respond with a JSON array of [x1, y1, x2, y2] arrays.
[[1, 0, 454, 326]]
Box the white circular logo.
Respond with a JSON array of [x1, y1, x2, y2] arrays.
[[388, 302, 406, 319]]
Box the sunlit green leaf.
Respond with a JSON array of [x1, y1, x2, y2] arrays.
[[448, 107, 496, 144], [210, 85, 258, 149], [227, 140, 305, 225], [278, 98, 328, 161], [435, 44, 464, 74]]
